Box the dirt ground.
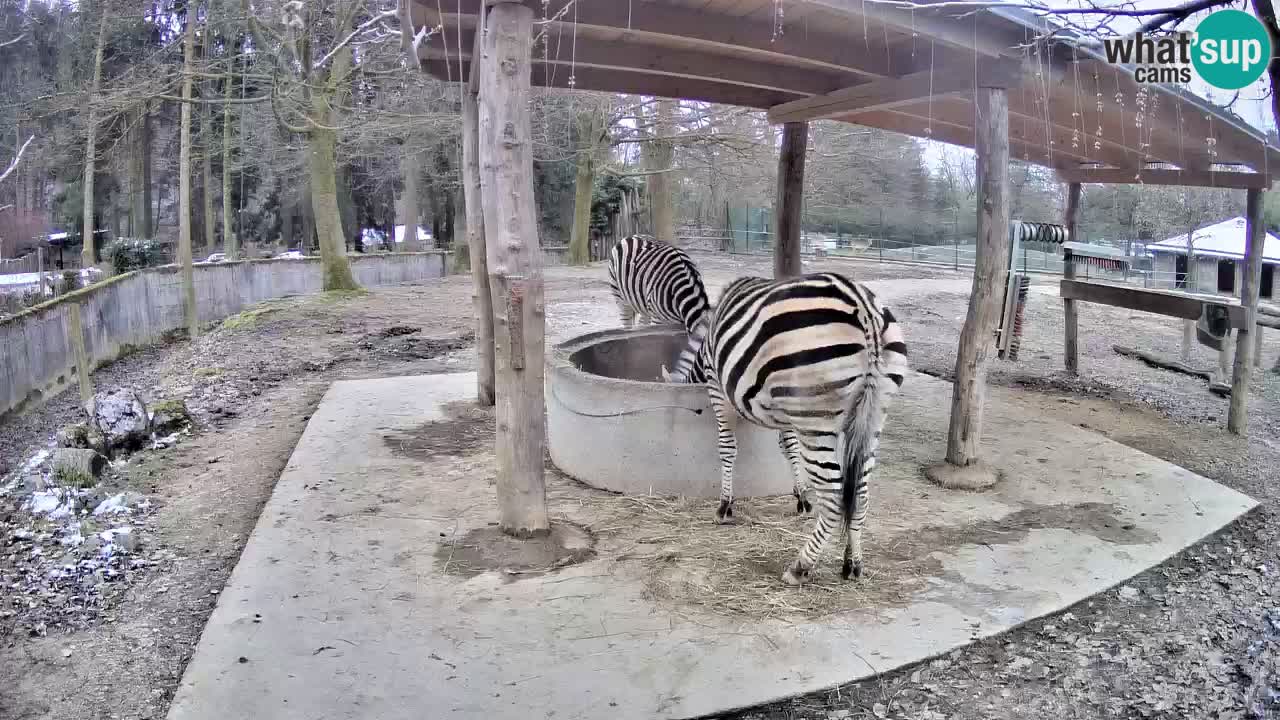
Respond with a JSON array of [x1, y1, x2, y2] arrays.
[[1, 253, 1278, 720]]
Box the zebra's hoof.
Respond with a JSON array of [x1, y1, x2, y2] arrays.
[[782, 565, 810, 586], [794, 496, 812, 515], [841, 557, 863, 580], [714, 500, 734, 524]]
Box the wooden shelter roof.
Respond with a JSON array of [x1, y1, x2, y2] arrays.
[[410, 0, 1280, 188]]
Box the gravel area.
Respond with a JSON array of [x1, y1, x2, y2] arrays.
[[2, 254, 1278, 720]]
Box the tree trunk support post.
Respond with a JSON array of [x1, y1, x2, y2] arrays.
[[1227, 188, 1266, 434], [478, 0, 550, 537], [926, 85, 1011, 491], [774, 121, 808, 278], [1063, 182, 1082, 374], [462, 30, 496, 406]]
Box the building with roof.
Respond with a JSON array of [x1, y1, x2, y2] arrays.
[[1148, 217, 1277, 299]]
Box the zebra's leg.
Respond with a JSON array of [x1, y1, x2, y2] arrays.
[[782, 433, 841, 586], [708, 385, 738, 524], [842, 432, 878, 580], [778, 430, 811, 515]]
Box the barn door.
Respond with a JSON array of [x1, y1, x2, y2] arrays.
[[1217, 259, 1236, 294]]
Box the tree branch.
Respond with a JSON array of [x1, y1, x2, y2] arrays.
[[0, 135, 34, 184], [314, 8, 399, 70], [153, 93, 273, 105], [1253, 0, 1280, 135], [1136, 0, 1236, 32], [0, 33, 25, 50]]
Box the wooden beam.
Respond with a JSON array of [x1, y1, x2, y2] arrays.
[[939, 95, 1144, 170], [1060, 279, 1249, 327], [426, 31, 857, 97], [1076, 58, 1280, 171], [478, 0, 549, 537], [809, 0, 1016, 57], [67, 303, 94, 411], [774, 122, 807, 278], [1055, 167, 1274, 190], [1228, 188, 1267, 434], [942, 85, 1010, 475], [848, 105, 1095, 169], [1063, 182, 1081, 375], [767, 59, 1021, 124], [418, 0, 922, 81], [422, 59, 802, 109], [461, 51, 495, 406]]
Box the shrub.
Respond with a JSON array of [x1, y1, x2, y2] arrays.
[[105, 238, 166, 272], [60, 269, 81, 293]]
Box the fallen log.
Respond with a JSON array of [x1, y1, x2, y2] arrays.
[[1112, 344, 1231, 396], [51, 448, 107, 483]]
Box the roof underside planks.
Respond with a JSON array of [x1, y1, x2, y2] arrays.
[[411, 0, 1280, 186]]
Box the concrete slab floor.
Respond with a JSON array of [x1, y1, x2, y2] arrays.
[[167, 371, 1257, 720]]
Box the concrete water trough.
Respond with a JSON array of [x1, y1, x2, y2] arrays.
[[546, 325, 791, 497]]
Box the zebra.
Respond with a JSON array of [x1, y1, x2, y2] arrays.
[[701, 272, 908, 586], [607, 235, 712, 384]]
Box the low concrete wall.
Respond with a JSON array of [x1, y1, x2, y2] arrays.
[[0, 252, 449, 417]]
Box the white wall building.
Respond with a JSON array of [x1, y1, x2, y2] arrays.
[[1148, 217, 1277, 300]]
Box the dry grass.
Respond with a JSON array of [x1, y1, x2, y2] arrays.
[[572, 486, 938, 621]]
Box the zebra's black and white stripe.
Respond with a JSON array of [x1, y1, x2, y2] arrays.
[[608, 235, 712, 383], [701, 272, 908, 585]]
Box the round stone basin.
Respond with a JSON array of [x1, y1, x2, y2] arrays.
[[546, 326, 791, 498]]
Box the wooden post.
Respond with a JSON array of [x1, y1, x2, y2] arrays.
[[773, 121, 807, 278], [478, 0, 550, 537], [67, 303, 94, 410], [1063, 182, 1081, 374], [1228, 188, 1266, 434], [926, 86, 1010, 490], [461, 18, 496, 407], [37, 246, 45, 298]]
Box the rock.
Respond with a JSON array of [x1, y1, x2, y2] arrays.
[[89, 388, 151, 454], [51, 449, 107, 486], [1009, 656, 1034, 673], [148, 398, 193, 435], [55, 423, 91, 449], [1119, 585, 1140, 602], [100, 526, 139, 553], [117, 529, 140, 553], [23, 473, 46, 493]]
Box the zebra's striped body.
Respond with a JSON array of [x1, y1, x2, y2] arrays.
[[702, 272, 908, 585], [607, 235, 712, 383]]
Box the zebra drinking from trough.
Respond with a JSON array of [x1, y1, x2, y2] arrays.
[[700, 272, 908, 586], [607, 235, 712, 384]]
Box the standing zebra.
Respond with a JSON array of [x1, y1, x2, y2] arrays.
[[702, 272, 908, 586], [607, 235, 712, 383]]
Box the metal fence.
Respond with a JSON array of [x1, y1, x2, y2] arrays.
[[678, 226, 1167, 290]]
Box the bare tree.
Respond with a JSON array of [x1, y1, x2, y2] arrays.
[[179, 6, 200, 338], [241, 0, 404, 290], [0, 134, 32, 184], [81, 8, 110, 268]]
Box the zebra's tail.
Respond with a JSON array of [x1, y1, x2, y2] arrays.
[[838, 376, 884, 528], [668, 313, 710, 383]]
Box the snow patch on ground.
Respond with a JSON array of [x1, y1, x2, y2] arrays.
[[27, 489, 77, 519], [92, 493, 130, 516]]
